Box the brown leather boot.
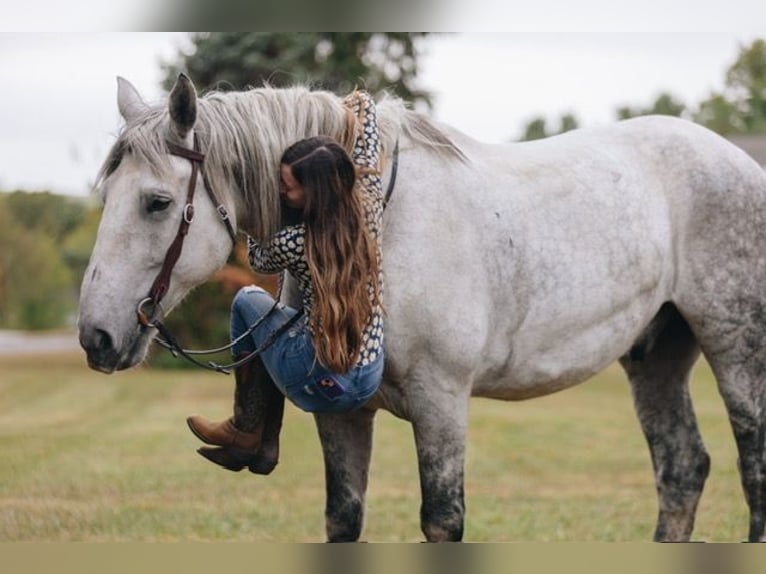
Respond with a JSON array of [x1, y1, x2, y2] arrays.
[[186, 416, 261, 450], [187, 355, 284, 474]]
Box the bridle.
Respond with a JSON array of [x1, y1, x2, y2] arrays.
[[136, 134, 236, 330], [136, 132, 399, 374], [133, 134, 304, 373]]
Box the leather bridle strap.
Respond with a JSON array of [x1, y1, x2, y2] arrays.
[[137, 135, 236, 327], [165, 138, 237, 244], [383, 139, 399, 208]]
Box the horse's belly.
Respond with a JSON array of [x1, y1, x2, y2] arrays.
[[474, 297, 653, 400], [473, 197, 671, 401]]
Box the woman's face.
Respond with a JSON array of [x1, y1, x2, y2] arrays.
[[280, 164, 306, 210]]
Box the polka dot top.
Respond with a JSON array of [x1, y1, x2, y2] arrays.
[[248, 91, 384, 368]]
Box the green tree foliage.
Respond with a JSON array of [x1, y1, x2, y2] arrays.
[[695, 39, 766, 135], [161, 32, 433, 109], [519, 112, 580, 141], [521, 116, 548, 141], [0, 191, 96, 330], [61, 207, 101, 285], [695, 93, 746, 135], [559, 113, 579, 134], [0, 199, 75, 329], [3, 190, 86, 242], [518, 40, 766, 139], [616, 92, 687, 121]]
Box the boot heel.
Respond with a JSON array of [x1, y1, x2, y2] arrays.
[[248, 457, 278, 475]]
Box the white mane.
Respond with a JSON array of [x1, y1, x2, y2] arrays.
[[97, 85, 464, 242]]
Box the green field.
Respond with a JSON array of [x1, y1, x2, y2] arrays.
[[0, 351, 748, 542]]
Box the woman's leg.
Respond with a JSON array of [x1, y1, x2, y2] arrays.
[[279, 347, 385, 414], [187, 286, 294, 473]]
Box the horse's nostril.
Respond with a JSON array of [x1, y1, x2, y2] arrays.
[[93, 328, 113, 353], [80, 326, 119, 373]]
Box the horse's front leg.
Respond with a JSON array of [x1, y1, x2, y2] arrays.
[[411, 388, 470, 542], [314, 408, 376, 542]]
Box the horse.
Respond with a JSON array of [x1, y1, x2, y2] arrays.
[[78, 73, 766, 542]]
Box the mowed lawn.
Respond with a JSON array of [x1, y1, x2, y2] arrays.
[[0, 350, 748, 542]]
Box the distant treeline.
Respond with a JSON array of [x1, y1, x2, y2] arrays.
[[0, 189, 271, 370], [0, 191, 98, 330]]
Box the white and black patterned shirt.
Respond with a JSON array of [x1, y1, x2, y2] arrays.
[[248, 91, 384, 367]]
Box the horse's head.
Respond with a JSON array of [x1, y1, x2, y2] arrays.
[[78, 75, 237, 373]]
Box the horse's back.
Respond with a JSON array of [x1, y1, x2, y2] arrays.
[[379, 115, 766, 402]]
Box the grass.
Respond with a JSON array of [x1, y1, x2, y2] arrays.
[[0, 351, 748, 542]]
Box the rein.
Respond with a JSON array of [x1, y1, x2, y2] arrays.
[[139, 134, 399, 374]]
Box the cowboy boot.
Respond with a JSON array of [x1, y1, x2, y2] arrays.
[[196, 374, 284, 475], [187, 355, 283, 474]]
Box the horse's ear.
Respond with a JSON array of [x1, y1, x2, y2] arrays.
[[168, 73, 197, 140], [117, 76, 149, 122]]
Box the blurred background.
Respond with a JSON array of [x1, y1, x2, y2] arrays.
[[2, 31, 766, 542], [2, 31, 766, 358]]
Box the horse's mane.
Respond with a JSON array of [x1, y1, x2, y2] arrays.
[[97, 85, 465, 242]]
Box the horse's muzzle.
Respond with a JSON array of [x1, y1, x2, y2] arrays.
[[79, 324, 150, 373], [79, 325, 122, 373]]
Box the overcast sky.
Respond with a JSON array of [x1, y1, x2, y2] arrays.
[[0, 31, 763, 196]]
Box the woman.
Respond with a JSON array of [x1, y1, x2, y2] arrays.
[[187, 91, 385, 474]]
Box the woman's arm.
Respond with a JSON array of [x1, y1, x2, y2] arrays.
[[344, 91, 384, 211], [248, 226, 304, 274], [344, 91, 380, 172]]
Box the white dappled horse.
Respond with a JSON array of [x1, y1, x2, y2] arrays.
[[79, 74, 766, 541]]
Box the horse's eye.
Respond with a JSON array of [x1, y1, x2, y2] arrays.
[[147, 197, 172, 214]]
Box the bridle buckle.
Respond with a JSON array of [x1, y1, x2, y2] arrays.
[[183, 203, 195, 224]]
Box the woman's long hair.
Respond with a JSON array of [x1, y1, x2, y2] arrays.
[[281, 136, 382, 372]]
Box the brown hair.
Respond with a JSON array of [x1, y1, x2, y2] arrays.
[[281, 136, 382, 372]]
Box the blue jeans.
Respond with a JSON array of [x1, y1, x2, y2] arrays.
[[230, 286, 383, 413]]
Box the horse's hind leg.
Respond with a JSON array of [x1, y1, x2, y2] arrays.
[[700, 309, 766, 542], [314, 408, 375, 542], [619, 304, 710, 541], [714, 364, 766, 542]]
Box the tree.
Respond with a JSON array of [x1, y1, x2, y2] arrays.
[[726, 38, 766, 132], [0, 203, 74, 330], [559, 113, 579, 134], [61, 206, 101, 287], [3, 190, 86, 242], [695, 39, 766, 135], [616, 92, 687, 121], [521, 116, 548, 141], [694, 93, 746, 135], [161, 33, 433, 109], [519, 113, 580, 141]]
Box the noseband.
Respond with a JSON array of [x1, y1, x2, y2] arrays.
[[136, 134, 237, 327]]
